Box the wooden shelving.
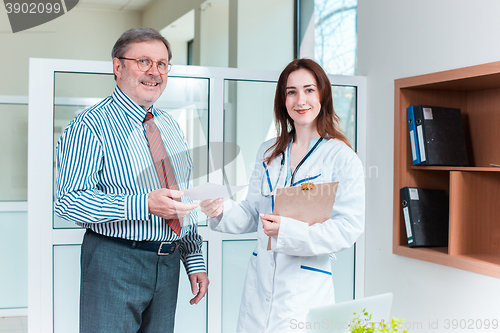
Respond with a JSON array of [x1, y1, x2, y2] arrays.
[[393, 61, 500, 278], [411, 166, 500, 172]]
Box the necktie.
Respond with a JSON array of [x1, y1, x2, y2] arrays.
[[143, 112, 182, 236]]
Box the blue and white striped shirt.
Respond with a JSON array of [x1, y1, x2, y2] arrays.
[[55, 86, 205, 274]]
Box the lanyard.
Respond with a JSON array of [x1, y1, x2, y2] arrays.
[[288, 137, 323, 186], [261, 137, 324, 211]]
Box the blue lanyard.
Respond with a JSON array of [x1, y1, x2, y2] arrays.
[[264, 137, 324, 212], [262, 152, 285, 212], [287, 137, 323, 186]]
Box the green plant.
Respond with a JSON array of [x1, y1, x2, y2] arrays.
[[349, 309, 409, 333]]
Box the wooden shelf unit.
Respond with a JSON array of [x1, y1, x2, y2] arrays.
[[393, 61, 500, 278]]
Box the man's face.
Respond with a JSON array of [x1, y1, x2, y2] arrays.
[[113, 40, 169, 110]]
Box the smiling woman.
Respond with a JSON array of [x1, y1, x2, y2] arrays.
[[266, 58, 352, 166], [199, 58, 364, 332], [285, 68, 321, 132]]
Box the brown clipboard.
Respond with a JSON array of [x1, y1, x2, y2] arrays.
[[266, 181, 339, 250]]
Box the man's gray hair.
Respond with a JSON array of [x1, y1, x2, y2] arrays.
[[112, 27, 172, 61]]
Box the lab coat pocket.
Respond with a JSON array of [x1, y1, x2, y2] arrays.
[[299, 264, 333, 276]]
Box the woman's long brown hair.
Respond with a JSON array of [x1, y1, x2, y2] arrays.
[[264, 58, 352, 164]]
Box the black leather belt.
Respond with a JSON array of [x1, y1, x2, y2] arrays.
[[87, 229, 179, 255]]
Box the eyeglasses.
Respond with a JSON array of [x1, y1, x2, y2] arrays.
[[118, 57, 172, 74]]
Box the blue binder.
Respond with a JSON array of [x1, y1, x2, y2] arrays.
[[406, 105, 421, 165]]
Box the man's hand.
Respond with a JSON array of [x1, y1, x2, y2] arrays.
[[148, 189, 198, 220], [188, 272, 209, 305], [200, 198, 224, 218], [260, 213, 281, 237]]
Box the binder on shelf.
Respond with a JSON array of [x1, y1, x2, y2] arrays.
[[400, 187, 449, 248], [412, 105, 469, 166], [406, 105, 421, 165]]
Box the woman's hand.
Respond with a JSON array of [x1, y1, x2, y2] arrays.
[[260, 213, 281, 237], [200, 198, 224, 218]]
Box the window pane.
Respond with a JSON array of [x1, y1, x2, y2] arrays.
[[222, 240, 257, 332], [54, 72, 116, 99], [53, 104, 89, 229], [53, 245, 80, 333], [0, 104, 28, 201], [299, 0, 358, 75], [150, 77, 210, 226], [53, 72, 116, 229], [0, 212, 27, 309], [155, 77, 210, 187], [332, 85, 357, 149], [175, 241, 208, 333], [331, 246, 355, 303], [223, 80, 276, 200]]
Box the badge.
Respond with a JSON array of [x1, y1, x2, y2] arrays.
[[301, 182, 315, 191]]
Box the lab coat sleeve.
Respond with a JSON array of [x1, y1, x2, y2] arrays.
[[272, 149, 365, 256], [208, 142, 269, 234]]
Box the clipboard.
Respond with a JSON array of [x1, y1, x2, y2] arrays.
[[266, 181, 339, 250]]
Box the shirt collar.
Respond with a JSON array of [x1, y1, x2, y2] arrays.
[[112, 86, 151, 124]]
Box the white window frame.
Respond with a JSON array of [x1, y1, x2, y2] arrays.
[[27, 58, 366, 333]]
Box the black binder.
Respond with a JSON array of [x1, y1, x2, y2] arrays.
[[412, 105, 469, 166], [400, 187, 449, 247]]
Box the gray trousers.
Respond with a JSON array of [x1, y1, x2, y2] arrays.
[[80, 230, 180, 333]]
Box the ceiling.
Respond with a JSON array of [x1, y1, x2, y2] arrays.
[[160, 9, 194, 42], [75, 0, 195, 42], [76, 0, 155, 11]]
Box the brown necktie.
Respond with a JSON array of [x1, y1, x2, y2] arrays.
[[143, 112, 182, 235]]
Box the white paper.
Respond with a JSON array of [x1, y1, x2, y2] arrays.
[[423, 107, 433, 120], [182, 182, 248, 200], [410, 130, 417, 161], [417, 125, 426, 162], [403, 206, 413, 243]]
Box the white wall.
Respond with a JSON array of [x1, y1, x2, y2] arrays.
[[0, 7, 141, 96], [142, 0, 294, 71], [142, 0, 204, 31], [200, 0, 229, 67], [237, 0, 294, 71], [228, 0, 294, 200], [357, 0, 500, 332], [169, 40, 189, 65], [142, 0, 204, 65]]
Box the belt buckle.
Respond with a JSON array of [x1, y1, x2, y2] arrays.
[[157, 241, 177, 255]]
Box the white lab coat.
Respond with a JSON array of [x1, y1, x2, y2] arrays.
[[209, 138, 365, 333]]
